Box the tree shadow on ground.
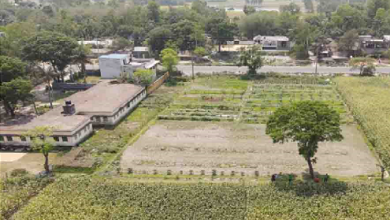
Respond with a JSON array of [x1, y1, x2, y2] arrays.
[[272, 170, 348, 197]]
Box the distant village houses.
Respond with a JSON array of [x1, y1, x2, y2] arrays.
[[253, 35, 291, 51], [358, 35, 390, 55]]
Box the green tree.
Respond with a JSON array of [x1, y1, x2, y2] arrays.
[[206, 18, 237, 52], [172, 20, 204, 51], [238, 46, 263, 75], [160, 48, 179, 73], [0, 78, 33, 117], [367, 0, 390, 19], [331, 4, 367, 33], [194, 47, 208, 57], [23, 31, 80, 82], [0, 22, 37, 57], [280, 2, 301, 15], [239, 12, 283, 39], [73, 45, 91, 83], [303, 0, 314, 13], [133, 69, 155, 86], [148, 26, 173, 56], [349, 57, 376, 76], [266, 101, 343, 179], [147, 0, 160, 23], [292, 44, 309, 60], [338, 29, 359, 57], [243, 5, 256, 15], [0, 56, 27, 84], [25, 126, 55, 174], [111, 37, 133, 51]]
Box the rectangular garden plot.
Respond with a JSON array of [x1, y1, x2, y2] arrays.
[[159, 77, 249, 122], [241, 78, 351, 124]]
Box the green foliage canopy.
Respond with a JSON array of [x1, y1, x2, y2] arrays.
[[266, 101, 343, 178]]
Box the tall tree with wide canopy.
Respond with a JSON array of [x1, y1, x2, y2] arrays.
[[23, 31, 80, 82], [338, 29, 359, 57], [0, 78, 33, 117], [147, 0, 160, 23], [367, 0, 390, 19], [266, 101, 343, 179], [206, 17, 237, 52], [148, 26, 173, 56], [0, 56, 27, 84]]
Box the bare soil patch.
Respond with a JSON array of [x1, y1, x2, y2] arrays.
[[0, 153, 57, 177], [121, 121, 378, 176]]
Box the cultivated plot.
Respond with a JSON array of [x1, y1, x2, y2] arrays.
[[121, 121, 378, 176], [159, 76, 352, 124]]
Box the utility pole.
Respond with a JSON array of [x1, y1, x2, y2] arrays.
[[191, 51, 195, 81], [315, 46, 319, 75]]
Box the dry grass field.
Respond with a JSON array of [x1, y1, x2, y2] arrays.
[[121, 121, 378, 177]]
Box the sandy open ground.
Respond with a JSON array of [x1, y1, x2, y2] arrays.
[[121, 121, 378, 176], [0, 153, 57, 176], [0, 153, 27, 162]]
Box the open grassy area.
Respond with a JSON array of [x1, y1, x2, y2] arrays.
[[336, 77, 390, 169], [13, 176, 390, 220]]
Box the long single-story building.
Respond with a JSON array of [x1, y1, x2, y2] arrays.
[[0, 81, 146, 147]]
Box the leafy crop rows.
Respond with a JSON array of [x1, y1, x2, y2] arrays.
[[0, 176, 53, 220], [336, 77, 390, 169], [162, 76, 350, 124], [13, 177, 390, 220], [243, 81, 350, 124]]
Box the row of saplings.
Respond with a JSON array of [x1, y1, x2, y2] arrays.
[[25, 101, 387, 181]]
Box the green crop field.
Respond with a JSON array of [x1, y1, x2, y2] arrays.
[[336, 77, 390, 169], [159, 76, 351, 124], [13, 176, 390, 220], [0, 176, 53, 220]]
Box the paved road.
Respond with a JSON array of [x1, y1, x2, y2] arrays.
[[177, 65, 390, 76]]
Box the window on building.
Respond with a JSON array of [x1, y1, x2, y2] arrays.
[[96, 117, 101, 122], [54, 137, 59, 142], [127, 102, 131, 108], [281, 41, 287, 48], [103, 116, 108, 122], [0, 136, 4, 142], [6, 136, 13, 141], [62, 137, 68, 142], [20, 136, 27, 142]]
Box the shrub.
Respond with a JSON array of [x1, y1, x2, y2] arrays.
[[10, 169, 29, 177]]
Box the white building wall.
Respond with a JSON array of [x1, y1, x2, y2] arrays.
[[0, 123, 93, 147], [99, 58, 124, 79]]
